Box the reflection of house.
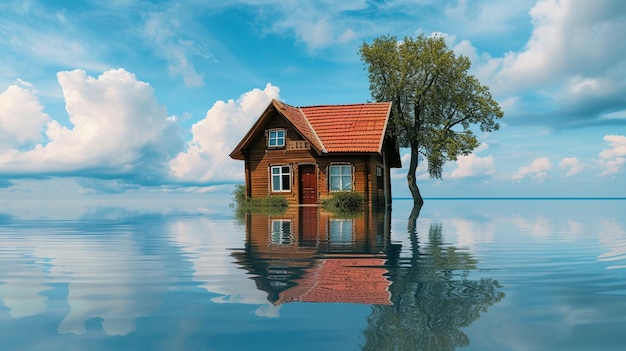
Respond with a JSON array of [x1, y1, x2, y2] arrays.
[[232, 208, 401, 305], [229, 100, 402, 210], [275, 258, 391, 305]]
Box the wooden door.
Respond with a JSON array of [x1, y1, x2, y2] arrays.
[[299, 165, 317, 204]]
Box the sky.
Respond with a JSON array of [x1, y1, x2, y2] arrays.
[[0, 0, 625, 201]]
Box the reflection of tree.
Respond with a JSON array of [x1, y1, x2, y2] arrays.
[[362, 206, 505, 351]]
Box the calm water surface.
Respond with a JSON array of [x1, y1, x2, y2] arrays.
[[1, 199, 625, 350]]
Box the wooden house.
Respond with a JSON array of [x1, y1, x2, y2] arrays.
[[229, 99, 401, 209]]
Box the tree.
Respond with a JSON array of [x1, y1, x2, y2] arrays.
[[360, 35, 503, 205]]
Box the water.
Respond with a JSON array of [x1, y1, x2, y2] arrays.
[[1, 199, 625, 350]]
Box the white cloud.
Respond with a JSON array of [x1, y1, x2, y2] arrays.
[[599, 134, 626, 175], [470, 0, 626, 129], [168, 83, 280, 183], [512, 157, 553, 181], [143, 11, 207, 87], [444, 0, 536, 35], [0, 4, 109, 73], [453, 39, 479, 63], [0, 70, 280, 189], [0, 69, 181, 181], [0, 85, 50, 149], [392, 153, 429, 180], [450, 153, 496, 179], [559, 157, 584, 176], [491, 0, 626, 88], [255, 0, 534, 53], [257, 0, 409, 51], [295, 18, 334, 50], [475, 142, 490, 153], [599, 109, 626, 121]]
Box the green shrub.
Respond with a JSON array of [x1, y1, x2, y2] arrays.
[[230, 184, 288, 220], [260, 195, 289, 209], [232, 184, 246, 204], [321, 192, 365, 216]]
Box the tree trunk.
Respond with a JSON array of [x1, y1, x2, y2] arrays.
[[407, 142, 424, 206], [407, 202, 423, 236]]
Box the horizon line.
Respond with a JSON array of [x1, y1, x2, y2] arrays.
[[393, 197, 626, 200]]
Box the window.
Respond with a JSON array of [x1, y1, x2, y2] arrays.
[[271, 220, 292, 245], [329, 164, 352, 191], [271, 165, 291, 192], [267, 129, 285, 147], [376, 166, 384, 189], [329, 219, 354, 247]]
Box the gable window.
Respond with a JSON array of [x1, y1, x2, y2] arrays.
[[329, 164, 352, 191], [271, 165, 291, 192], [267, 129, 285, 147]]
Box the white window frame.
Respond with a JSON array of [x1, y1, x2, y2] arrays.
[[271, 165, 291, 192], [267, 129, 286, 148], [329, 219, 354, 247], [329, 164, 352, 191], [271, 220, 292, 245]]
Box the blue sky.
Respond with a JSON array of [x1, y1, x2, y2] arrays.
[[0, 0, 625, 200]]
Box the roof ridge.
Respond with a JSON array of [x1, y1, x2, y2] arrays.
[[272, 100, 326, 154], [299, 101, 389, 109]]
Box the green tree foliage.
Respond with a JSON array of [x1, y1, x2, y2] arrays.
[[360, 35, 503, 204]]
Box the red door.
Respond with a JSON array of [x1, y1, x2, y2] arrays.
[[299, 165, 317, 204]]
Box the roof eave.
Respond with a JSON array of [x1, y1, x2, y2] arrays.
[[377, 102, 393, 153], [274, 101, 326, 155]]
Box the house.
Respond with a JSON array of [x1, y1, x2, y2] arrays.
[[229, 99, 401, 209]]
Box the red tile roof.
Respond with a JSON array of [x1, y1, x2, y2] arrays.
[[229, 100, 392, 159], [275, 258, 392, 305], [300, 102, 392, 153]]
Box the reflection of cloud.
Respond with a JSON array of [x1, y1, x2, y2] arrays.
[[511, 214, 554, 240], [254, 303, 282, 318], [0, 228, 56, 319], [0, 256, 49, 319], [167, 218, 277, 316], [0, 220, 169, 335], [597, 220, 626, 270], [37, 232, 165, 335], [449, 218, 495, 250], [563, 220, 583, 241]]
